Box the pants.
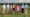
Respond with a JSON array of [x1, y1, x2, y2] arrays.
[[3, 8, 5, 14], [22, 8, 24, 13], [6, 8, 10, 14], [24, 8, 27, 15], [13, 8, 16, 12]]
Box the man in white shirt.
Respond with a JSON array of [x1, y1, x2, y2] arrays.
[[2, 4, 5, 14]]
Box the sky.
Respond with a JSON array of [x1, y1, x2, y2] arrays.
[[0, 0, 4, 3], [0, 0, 30, 3]]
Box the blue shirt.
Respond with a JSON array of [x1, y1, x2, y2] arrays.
[[24, 4, 28, 8], [22, 4, 28, 9], [22, 4, 25, 8]]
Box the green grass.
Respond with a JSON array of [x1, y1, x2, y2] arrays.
[[27, 6, 30, 17], [0, 11, 21, 17], [0, 11, 26, 17], [0, 10, 27, 17]]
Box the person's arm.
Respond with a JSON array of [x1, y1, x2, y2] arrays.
[[25, 5, 28, 8], [26, 5, 28, 8]]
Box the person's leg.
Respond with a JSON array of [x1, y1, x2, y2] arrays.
[[5, 8, 9, 14], [21, 8, 24, 14], [2, 8, 5, 17], [20, 8, 24, 16], [24, 8, 27, 17], [3, 8, 5, 14], [22, 8, 24, 14], [22, 8, 26, 17], [7, 8, 10, 14], [6, 8, 8, 14], [8, 8, 10, 14], [13, 8, 15, 14]]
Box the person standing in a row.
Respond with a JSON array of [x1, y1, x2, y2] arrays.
[[24, 3, 28, 16], [5, 3, 10, 14], [22, 3, 28, 16], [2, 4, 5, 14], [13, 4, 17, 14]]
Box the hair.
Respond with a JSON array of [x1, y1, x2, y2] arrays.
[[5, 3, 8, 5], [24, 3, 25, 5]]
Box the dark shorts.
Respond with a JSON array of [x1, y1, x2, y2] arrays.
[[22, 8, 24, 13], [13, 8, 15, 10], [13, 8, 17, 12]]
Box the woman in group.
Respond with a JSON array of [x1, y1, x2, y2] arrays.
[[19, 4, 22, 15]]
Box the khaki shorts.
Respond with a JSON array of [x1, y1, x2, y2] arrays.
[[24, 8, 27, 15]]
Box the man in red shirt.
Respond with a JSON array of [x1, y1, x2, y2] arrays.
[[13, 4, 18, 14]]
